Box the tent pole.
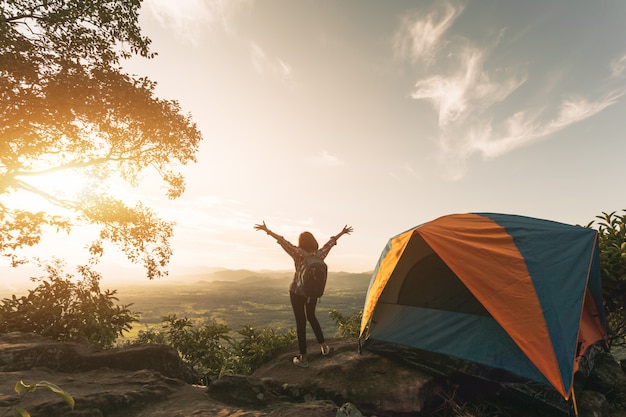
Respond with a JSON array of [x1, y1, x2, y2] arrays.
[[571, 387, 579, 416]]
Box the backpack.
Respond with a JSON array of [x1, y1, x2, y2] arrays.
[[295, 253, 328, 299]]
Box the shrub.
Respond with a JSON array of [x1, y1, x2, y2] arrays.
[[587, 210, 626, 348], [136, 315, 233, 379], [135, 316, 296, 381], [329, 309, 363, 339], [0, 259, 138, 349], [233, 324, 297, 374]]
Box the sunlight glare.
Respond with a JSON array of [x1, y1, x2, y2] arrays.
[[7, 167, 156, 217], [8, 169, 95, 214]]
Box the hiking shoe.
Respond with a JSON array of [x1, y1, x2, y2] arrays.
[[292, 356, 309, 368], [321, 344, 330, 356]]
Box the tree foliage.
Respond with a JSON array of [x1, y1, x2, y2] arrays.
[[1, 0, 203, 278], [0, 259, 139, 348]]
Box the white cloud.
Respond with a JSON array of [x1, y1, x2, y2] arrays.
[[411, 45, 526, 127], [399, 2, 622, 180], [394, 2, 463, 64], [312, 150, 344, 166], [547, 96, 617, 132], [430, 90, 623, 181], [146, 0, 252, 44], [250, 42, 267, 72], [277, 59, 294, 85], [388, 163, 422, 182], [611, 54, 626, 78], [249, 42, 295, 87], [402, 163, 422, 181], [457, 94, 621, 161], [146, 0, 294, 86]]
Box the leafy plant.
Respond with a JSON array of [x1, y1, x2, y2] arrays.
[[591, 211, 626, 310], [135, 315, 296, 381], [1, 380, 74, 417], [0, 259, 138, 349], [586, 210, 626, 347], [329, 309, 363, 339], [134, 328, 169, 345], [136, 315, 233, 380], [233, 324, 297, 374]]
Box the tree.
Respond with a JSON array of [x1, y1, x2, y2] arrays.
[[1, 1, 203, 278]]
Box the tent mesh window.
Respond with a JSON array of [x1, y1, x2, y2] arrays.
[[398, 252, 491, 317]]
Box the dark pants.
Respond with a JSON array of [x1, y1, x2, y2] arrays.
[[289, 291, 325, 355]]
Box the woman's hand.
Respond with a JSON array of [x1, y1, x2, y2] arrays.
[[340, 225, 353, 236], [254, 221, 270, 233]]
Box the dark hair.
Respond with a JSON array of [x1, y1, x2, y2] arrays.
[[298, 231, 318, 253]]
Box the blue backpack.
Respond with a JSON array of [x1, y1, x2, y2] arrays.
[[296, 253, 328, 299]]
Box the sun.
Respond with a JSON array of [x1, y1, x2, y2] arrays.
[[5, 164, 145, 217], [8, 168, 97, 215]]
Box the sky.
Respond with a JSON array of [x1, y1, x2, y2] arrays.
[[4, 0, 626, 287]]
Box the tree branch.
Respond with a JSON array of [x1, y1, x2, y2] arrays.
[[14, 156, 134, 177], [14, 178, 83, 211]]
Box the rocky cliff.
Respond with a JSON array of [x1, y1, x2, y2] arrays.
[[0, 332, 623, 416]]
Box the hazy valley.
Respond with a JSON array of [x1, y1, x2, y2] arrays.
[[112, 269, 373, 342]]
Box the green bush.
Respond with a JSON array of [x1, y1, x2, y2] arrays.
[[329, 309, 363, 339], [591, 211, 626, 310], [234, 324, 297, 374], [135, 315, 296, 380], [587, 210, 626, 348], [0, 260, 138, 349]]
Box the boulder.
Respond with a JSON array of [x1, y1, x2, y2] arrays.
[[0, 332, 198, 383], [582, 351, 626, 406], [336, 402, 364, 417], [206, 374, 290, 407], [248, 339, 445, 416], [577, 390, 610, 417], [0, 332, 202, 417]]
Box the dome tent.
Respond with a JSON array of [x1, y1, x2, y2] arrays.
[[359, 213, 607, 403]]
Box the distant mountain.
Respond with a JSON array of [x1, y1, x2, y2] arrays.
[[189, 270, 372, 287], [168, 269, 294, 284], [148, 269, 372, 286], [0, 265, 373, 297], [327, 271, 372, 289]]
